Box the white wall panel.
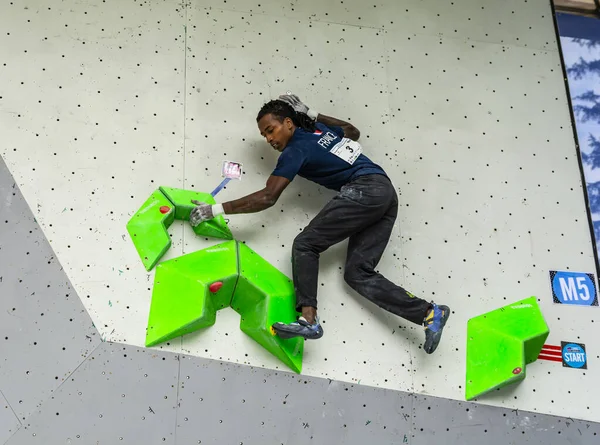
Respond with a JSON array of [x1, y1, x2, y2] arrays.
[[1, 0, 598, 423]]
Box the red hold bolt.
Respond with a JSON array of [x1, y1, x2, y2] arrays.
[[209, 282, 223, 293], [159, 206, 171, 214], [512, 367, 522, 375]]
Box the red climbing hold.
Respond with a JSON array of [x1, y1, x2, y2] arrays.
[[159, 206, 171, 214], [512, 367, 522, 375], [209, 282, 223, 293]]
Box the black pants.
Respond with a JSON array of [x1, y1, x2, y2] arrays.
[[291, 174, 431, 326]]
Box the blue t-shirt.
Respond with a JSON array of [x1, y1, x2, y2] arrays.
[[271, 123, 387, 191]]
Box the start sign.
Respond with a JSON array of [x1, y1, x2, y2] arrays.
[[550, 271, 598, 306], [561, 342, 588, 369]]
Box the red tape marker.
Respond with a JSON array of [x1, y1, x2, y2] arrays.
[[538, 344, 562, 362]]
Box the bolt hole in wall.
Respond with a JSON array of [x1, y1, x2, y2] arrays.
[[555, 2, 600, 267]]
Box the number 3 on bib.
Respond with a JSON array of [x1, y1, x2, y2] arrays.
[[330, 138, 363, 165]]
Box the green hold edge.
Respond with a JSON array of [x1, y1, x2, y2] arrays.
[[126, 186, 233, 271], [145, 240, 304, 373], [159, 186, 233, 241], [126, 190, 175, 271], [145, 240, 239, 348], [465, 296, 549, 401], [232, 242, 304, 374]]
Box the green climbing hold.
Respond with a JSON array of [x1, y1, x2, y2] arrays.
[[145, 240, 238, 347], [129, 187, 302, 372], [159, 186, 233, 240], [126, 187, 234, 271], [465, 296, 549, 400], [126, 189, 175, 271], [232, 242, 304, 374], [144, 240, 304, 373]]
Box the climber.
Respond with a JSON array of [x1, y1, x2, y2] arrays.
[[190, 94, 450, 354]]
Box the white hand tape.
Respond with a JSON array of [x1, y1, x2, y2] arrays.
[[212, 203, 225, 217]]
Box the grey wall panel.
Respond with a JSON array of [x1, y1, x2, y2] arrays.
[[0, 156, 101, 422], [176, 356, 413, 445], [4, 341, 600, 445], [411, 393, 600, 445], [0, 391, 20, 445], [5, 342, 179, 445]]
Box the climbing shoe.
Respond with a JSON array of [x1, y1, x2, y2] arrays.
[[423, 303, 450, 354], [272, 317, 324, 340]]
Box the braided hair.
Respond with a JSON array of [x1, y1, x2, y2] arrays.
[[256, 99, 316, 133]]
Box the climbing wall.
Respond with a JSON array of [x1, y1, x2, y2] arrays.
[[1, 0, 599, 440]]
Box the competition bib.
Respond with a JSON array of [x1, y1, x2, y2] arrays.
[[329, 138, 363, 165]]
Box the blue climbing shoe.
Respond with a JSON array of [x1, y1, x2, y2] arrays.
[[272, 317, 324, 340], [423, 304, 450, 354]]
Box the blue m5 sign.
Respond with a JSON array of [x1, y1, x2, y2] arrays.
[[550, 271, 598, 306]]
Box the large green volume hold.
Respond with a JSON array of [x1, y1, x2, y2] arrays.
[[126, 189, 175, 271], [465, 296, 549, 400], [231, 242, 304, 373], [127, 187, 234, 271], [145, 240, 238, 347], [159, 186, 233, 240]]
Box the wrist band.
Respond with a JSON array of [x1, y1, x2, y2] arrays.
[[307, 108, 319, 120], [212, 204, 224, 217]]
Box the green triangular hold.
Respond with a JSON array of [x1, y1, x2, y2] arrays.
[[231, 242, 304, 373], [465, 296, 549, 400], [126, 189, 175, 271], [195, 219, 233, 240], [145, 240, 239, 347], [159, 186, 210, 220], [159, 186, 233, 240]]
